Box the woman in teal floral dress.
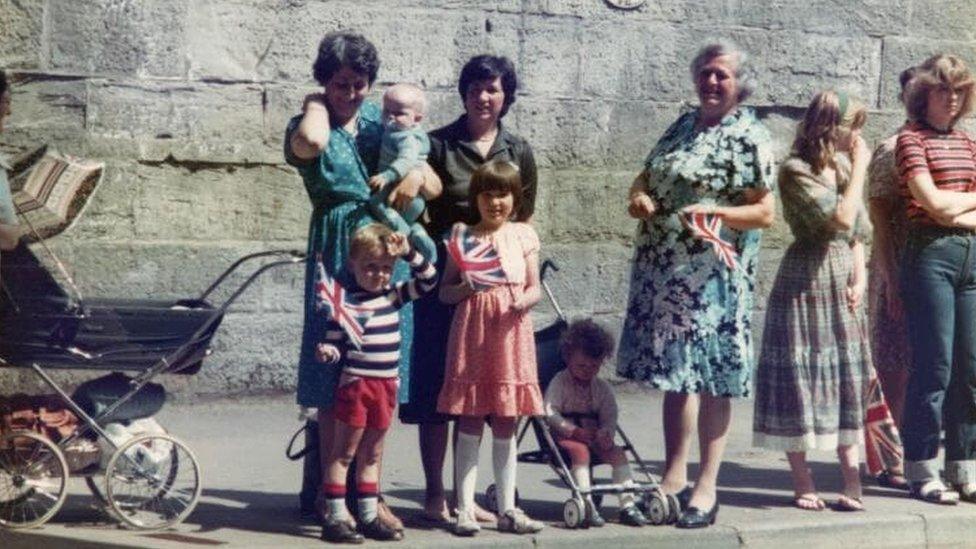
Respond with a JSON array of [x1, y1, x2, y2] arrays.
[[618, 42, 774, 529], [285, 31, 440, 533]]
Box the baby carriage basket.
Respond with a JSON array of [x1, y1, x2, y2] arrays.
[[482, 259, 674, 528], [0, 238, 304, 531]]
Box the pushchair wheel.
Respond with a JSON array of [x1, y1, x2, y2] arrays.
[[563, 498, 585, 528], [483, 483, 519, 514], [0, 431, 70, 529], [104, 433, 202, 530], [642, 490, 671, 526]]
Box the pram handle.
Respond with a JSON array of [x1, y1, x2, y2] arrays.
[[198, 249, 305, 303], [539, 259, 566, 323], [540, 258, 560, 282]]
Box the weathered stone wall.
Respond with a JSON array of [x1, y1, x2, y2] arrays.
[[2, 0, 975, 396]]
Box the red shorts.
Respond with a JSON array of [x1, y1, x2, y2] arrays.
[[334, 375, 398, 430]]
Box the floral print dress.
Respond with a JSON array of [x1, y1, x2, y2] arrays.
[[616, 107, 774, 398]]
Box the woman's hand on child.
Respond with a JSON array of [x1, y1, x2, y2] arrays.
[[388, 173, 423, 210], [315, 343, 340, 364], [384, 233, 411, 257], [368, 174, 388, 191]]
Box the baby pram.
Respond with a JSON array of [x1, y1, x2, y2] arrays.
[[482, 260, 675, 528], [0, 236, 304, 530]]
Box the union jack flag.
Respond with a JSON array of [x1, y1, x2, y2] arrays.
[[683, 211, 741, 271], [864, 374, 904, 476], [314, 258, 372, 350], [444, 223, 508, 291]]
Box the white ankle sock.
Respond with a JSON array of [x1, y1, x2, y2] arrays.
[[613, 463, 636, 507], [327, 497, 351, 521], [358, 496, 378, 523], [455, 432, 481, 515], [493, 436, 517, 513]]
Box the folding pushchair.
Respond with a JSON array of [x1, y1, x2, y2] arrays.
[[0, 236, 304, 530], [482, 259, 677, 528]]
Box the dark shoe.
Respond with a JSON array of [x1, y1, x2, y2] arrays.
[[584, 499, 605, 528], [618, 504, 649, 527], [675, 502, 719, 529], [675, 486, 693, 510], [321, 517, 365, 544], [360, 517, 404, 541], [876, 471, 910, 491]]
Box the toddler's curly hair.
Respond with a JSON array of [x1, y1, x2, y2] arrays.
[[559, 319, 615, 362]]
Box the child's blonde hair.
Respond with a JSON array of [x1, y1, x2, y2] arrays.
[[559, 319, 615, 362], [468, 160, 525, 221], [349, 223, 395, 260]]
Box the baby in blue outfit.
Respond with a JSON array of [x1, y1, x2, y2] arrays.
[[368, 83, 436, 262]]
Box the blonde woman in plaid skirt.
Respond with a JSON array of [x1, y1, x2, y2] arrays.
[[753, 91, 873, 512]]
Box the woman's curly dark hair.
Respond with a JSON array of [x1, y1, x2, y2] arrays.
[[458, 55, 518, 118], [312, 31, 380, 86], [0, 70, 7, 97]]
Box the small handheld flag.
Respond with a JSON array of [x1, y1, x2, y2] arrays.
[[683, 211, 740, 271], [314, 259, 372, 350], [444, 224, 509, 291]]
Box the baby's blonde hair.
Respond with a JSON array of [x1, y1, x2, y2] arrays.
[[349, 223, 395, 260], [385, 83, 428, 116]]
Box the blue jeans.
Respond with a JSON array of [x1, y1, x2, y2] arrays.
[[902, 228, 976, 485]]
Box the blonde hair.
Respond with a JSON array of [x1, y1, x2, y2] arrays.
[[792, 90, 867, 173], [349, 223, 394, 260], [904, 54, 975, 126], [384, 83, 427, 116]]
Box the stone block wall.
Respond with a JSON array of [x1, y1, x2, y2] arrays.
[[1, 0, 975, 396]]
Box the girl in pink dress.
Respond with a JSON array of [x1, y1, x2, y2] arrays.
[[436, 160, 544, 536]]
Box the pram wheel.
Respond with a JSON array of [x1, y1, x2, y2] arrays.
[[641, 490, 671, 526], [483, 483, 519, 514], [562, 497, 585, 528], [104, 433, 202, 530], [0, 431, 70, 529]]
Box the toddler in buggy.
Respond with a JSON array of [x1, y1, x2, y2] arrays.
[[543, 319, 649, 528], [484, 261, 677, 529]]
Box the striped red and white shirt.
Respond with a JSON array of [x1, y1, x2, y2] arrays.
[[896, 121, 976, 225], [323, 250, 437, 378]]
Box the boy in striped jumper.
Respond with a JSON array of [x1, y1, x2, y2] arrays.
[[318, 223, 437, 543]]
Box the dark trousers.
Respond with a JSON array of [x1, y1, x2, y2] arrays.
[[902, 229, 976, 484]]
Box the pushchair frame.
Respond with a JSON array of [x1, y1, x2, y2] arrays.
[[0, 238, 305, 531], [482, 259, 675, 528]]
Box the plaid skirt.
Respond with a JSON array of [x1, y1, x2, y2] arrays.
[[753, 240, 871, 451]]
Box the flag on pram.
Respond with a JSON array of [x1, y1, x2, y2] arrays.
[[864, 374, 904, 477], [444, 223, 508, 291], [313, 258, 372, 350], [683, 211, 740, 271]]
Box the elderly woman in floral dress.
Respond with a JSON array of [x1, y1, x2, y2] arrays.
[[618, 41, 775, 529]]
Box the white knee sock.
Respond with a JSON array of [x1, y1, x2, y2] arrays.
[[493, 436, 517, 513], [613, 462, 636, 507], [455, 432, 481, 515], [571, 465, 591, 492]]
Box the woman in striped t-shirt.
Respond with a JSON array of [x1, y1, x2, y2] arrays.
[[895, 54, 976, 505]]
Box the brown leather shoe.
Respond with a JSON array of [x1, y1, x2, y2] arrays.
[[377, 496, 404, 532]]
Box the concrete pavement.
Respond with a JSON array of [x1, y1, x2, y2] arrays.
[[2, 387, 976, 548]]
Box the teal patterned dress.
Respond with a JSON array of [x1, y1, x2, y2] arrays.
[[616, 107, 774, 398], [285, 101, 413, 408]]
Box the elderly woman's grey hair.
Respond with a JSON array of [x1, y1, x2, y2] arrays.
[[690, 40, 757, 102]]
